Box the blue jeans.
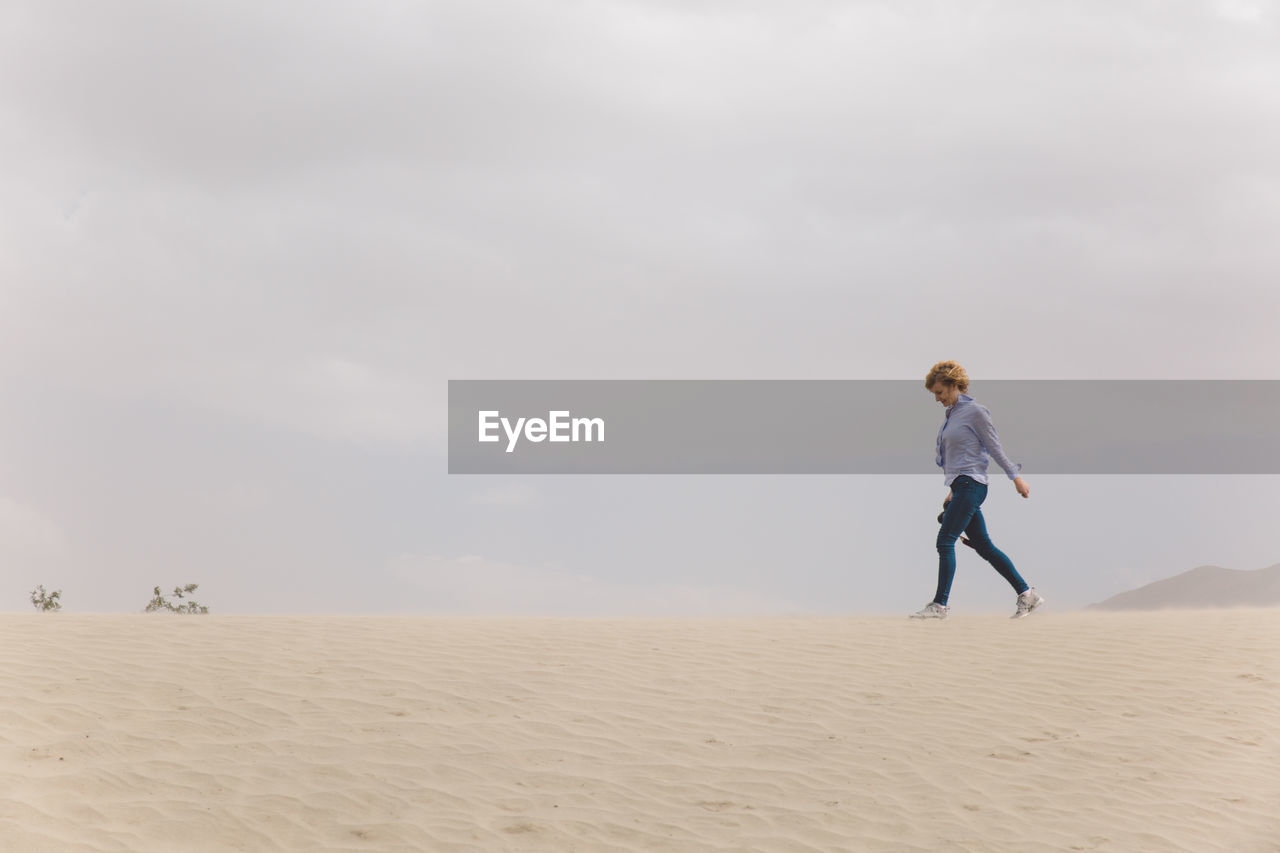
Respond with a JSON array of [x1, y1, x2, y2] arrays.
[[935, 475, 1028, 605]]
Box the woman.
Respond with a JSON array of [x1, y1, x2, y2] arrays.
[[911, 360, 1044, 620]]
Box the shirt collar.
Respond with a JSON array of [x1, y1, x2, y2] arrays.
[[947, 393, 973, 415]]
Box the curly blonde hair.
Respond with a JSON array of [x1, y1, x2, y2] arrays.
[[924, 360, 969, 393]]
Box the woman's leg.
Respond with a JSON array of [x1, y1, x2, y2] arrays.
[[963, 508, 1029, 594], [934, 481, 983, 605]]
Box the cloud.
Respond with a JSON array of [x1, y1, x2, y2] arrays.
[[1213, 0, 1266, 22], [0, 0, 1277, 617], [188, 355, 443, 445], [466, 482, 541, 508], [0, 497, 67, 562], [4, 0, 1279, 435], [388, 553, 801, 617]]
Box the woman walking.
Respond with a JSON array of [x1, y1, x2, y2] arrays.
[[911, 360, 1044, 620]]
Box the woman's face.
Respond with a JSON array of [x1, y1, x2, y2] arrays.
[[930, 381, 961, 408]]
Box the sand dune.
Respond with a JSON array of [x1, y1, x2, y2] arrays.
[[1090, 563, 1280, 610], [1, 611, 1276, 851]]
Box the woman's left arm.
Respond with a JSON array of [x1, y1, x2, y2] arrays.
[[974, 407, 1027, 497]]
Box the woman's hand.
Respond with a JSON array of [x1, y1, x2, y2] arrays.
[[1014, 476, 1030, 499]]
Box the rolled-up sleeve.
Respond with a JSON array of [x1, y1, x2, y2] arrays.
[[973, 406, 1022, 480]]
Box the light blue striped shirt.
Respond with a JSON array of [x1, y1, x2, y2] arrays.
[[935, 394, 1022, 486]]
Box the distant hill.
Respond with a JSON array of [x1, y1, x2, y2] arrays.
[[1088, 563, 1280, 610]]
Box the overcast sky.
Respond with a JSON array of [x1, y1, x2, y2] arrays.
[[2, 0, 1278, 614]]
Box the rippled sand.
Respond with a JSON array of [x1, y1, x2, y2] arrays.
[[1, 611, 1276, 851]]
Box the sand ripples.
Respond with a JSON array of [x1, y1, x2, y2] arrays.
[[1, 611, 1276, 851]]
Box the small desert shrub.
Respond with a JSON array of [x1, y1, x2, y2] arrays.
[[145, 583, 209, 614], [31, 585, 62, 612]]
